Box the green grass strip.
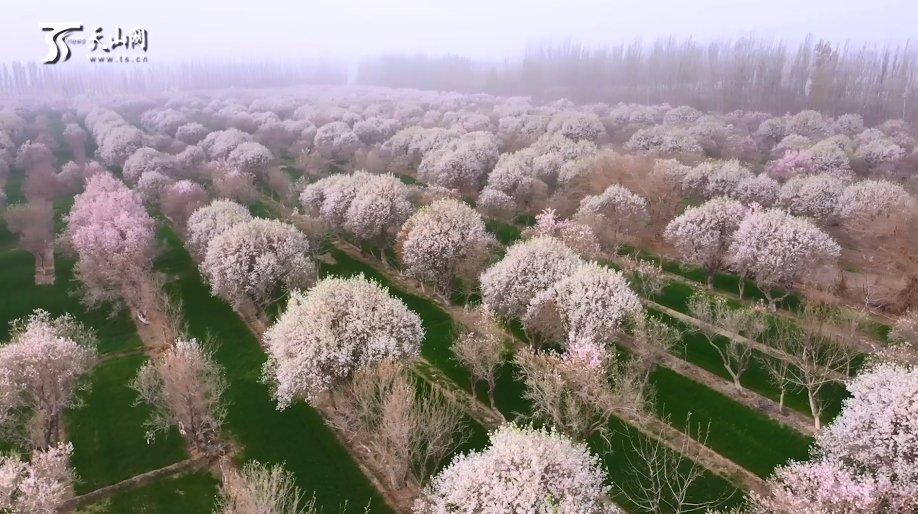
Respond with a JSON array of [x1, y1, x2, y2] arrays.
[[67, 354, 188, 494], [155, 227, 394, 514]]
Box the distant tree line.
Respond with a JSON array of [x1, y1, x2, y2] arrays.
[[357, 35, 918, 125], [0, 58, 347, 97]]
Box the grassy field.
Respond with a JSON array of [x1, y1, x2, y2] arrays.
[[0, 177, 187, 494], [647, 366, 813, 479], [67, 354, 189, 494], [77, 470, 220, 514], [154, 226, 395, 514]]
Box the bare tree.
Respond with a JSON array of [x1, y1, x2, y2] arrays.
[[328, 360, 469, 490], [4, 200, 53, 273], [758, 354, 793, 415], [631, 314, 683, 389], [450, 309, 506, 408], [687, 292, 765, 392], [216, 459, 318, 514], [770, 302, 859, 429], [624, 257, 666, 300], [131, 338, 228, 454], [614, 414, 729, 514], [514, 342, 646, 441]]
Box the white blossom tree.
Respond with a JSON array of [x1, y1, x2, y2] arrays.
[[522, 262, 643, 348], [201, 218, 316, 311], [186, 200, 254, 259], [777, 174, 846, 225], [0, 310, 97, 450], [344, 173, 415, 258], [480, 236, 583, 320], [397, 199, 494, 300], [664, 197, 747, 290], [728, 208, 841, 310], [815, 362, 918, 505], [835, 179, 913, 224], [262, 275, 424, 408], [414, 424, 618, 514]]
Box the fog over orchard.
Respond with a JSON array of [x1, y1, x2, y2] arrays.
[[1, 0, 916, 62], [1, 3, 918, 514]]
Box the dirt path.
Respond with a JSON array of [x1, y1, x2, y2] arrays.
[[65, 457, 212, 511]]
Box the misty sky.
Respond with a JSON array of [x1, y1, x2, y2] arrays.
[[2, 0, 915, 64]]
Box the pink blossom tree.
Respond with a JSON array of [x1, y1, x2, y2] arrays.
[[522, 208, 601, 258], [4, 200, 54, 274], [122, 147, 175, 185], [0, 310, 97, 449], [0, 442, 75, 513], [160, 180, 209, 228], [415, 424, 616, 514], [664, 197, 748, 289], [64, 173, 158, 322], [174, 123, 209, 146], [62, 124, 88, 164], [262, 275, 424, 407]]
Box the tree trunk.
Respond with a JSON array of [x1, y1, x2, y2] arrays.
[[778, 389, 786, 415], [737, 277, 746, 300], [706, 271, 715, 291], [807, 388, 821, 430], [487, 380, 496, 410]]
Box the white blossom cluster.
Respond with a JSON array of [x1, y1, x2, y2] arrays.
[[122, 147, 176, 185], [200, 128, 254, 160], [663, 105, 703, 127], [833, 113, 865, 136], [83, 107, 146, 166], [777, 174, 846, 224], [343, 173, 415, 247], [415, 424, 616, 514], [575, 184, 649, 227], [139, 108, 188, 136], [545, 111, 606, 142], [417, 131, 500, 192], [664, 197, 748, 281], [815, 363, 918, 507], [787, 110, 831, 139], [682, 160, 754, 200], [733, 173, 780, 206], [186, 200, 254, 258], [201, 218, 316, 308], [835, 179, 913, 222], [854, 138, 906, 171], [480, 236, 583, 319], [262, 275, 424, 407], [313, 121, 361, 157], [227, 141, 273, 175], [174, 122, 210, 145], [626, 125, 703, 156], [524, 262, 643, 346], [728, 207, 841, 297], [398, 199, 494, 292]]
